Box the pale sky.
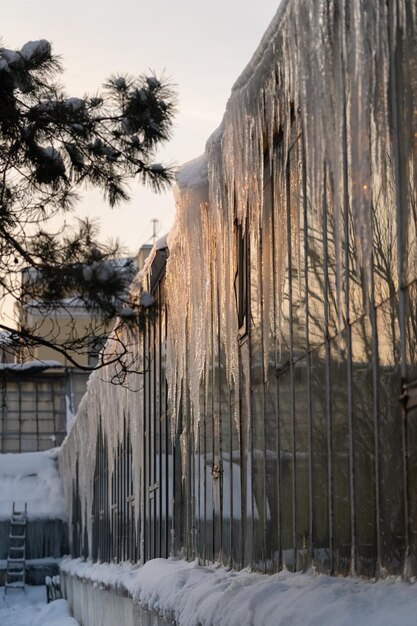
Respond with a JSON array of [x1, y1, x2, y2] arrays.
[[2, 0, 279, 252]]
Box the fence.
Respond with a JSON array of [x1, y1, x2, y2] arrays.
[[60, 0, 417, 579]]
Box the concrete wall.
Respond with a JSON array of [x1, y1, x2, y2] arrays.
[[61, 572, 175, 626]]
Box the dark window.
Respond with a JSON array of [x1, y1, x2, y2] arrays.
[[236, 219, 248, 337]]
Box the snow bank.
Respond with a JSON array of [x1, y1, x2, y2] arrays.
[[31, 599, 79, 626], [0, 449, 67, 521], [0, 585, 78, 626], [61, 557, 417, 626]]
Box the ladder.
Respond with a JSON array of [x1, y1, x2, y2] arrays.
[[5, 502, 27, 593]]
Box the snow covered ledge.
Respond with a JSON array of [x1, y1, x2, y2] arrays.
[[60, 557, 417, 626]]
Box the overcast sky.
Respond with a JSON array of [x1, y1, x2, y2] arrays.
[[2, 0, 279, 252]]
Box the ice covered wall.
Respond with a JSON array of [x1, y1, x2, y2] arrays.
[[59, 0, 416, 566], [166, 0, 417, 427], [59, 327, 145, 557]]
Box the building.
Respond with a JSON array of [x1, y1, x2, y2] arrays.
[[60, 0, 417, 618], [0, 253, 143, 453]]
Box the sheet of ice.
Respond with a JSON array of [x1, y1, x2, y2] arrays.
[[61, 557, 417, 626], [0, 586, 78, 626], [0, 449, 67, 521]]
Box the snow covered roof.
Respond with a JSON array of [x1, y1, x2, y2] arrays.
[[0, 330, 17, 346], [0, 360, 63, 374], [0, 448, 67, 521]]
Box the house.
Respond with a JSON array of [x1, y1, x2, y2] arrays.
[[0, 253, 144, 453]]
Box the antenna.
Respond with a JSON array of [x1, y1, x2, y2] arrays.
[[151, 219, 159, 245]]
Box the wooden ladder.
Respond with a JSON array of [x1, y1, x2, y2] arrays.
[[5, 502, 27, 593]]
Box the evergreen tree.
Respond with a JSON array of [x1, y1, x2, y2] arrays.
[[0, 39, 176, 370]]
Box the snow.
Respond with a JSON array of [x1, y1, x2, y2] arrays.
[[175, 154, 208, 190], [0, 360, 62, 372], [63, 98, 84, 111], [61, 557, 417, 626], [0, 449, 67, 521], [20, 40, 51, 63], [150, 163, 164, 172], [140, 291, 155, 307], [0, 558, 61, 569], [40, 146, 64, 166], [0, 331, 16, 346], [155, 234, 168, 251], [0, 48, 21, 68], [0, 586, 78, 626], [146, 77, 160, 89]]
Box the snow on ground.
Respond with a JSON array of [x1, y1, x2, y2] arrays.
[[0, 449, 67, 520], [61, 557, 417, 626], [0, 585, 78, 626]]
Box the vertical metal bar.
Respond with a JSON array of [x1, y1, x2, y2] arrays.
[[271, 149, 283, 572], [142, 329, 147, 563], [228, 380, 233, 566], [203, 375, 207, 563], [18, 380, 22, 453], [286, 148, 297, 568], [340, 66, 357, 576], [158, 289, 163, 558], [322, 166, 334, 574], [301, 132, 314, 566], [211, 279, 216, 563], [388, 0, 410, 576], [163, 292, 169, 559], [218, 303, 224, 563], [259, 192, 268, 572], [35, 381, 39, 452]]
